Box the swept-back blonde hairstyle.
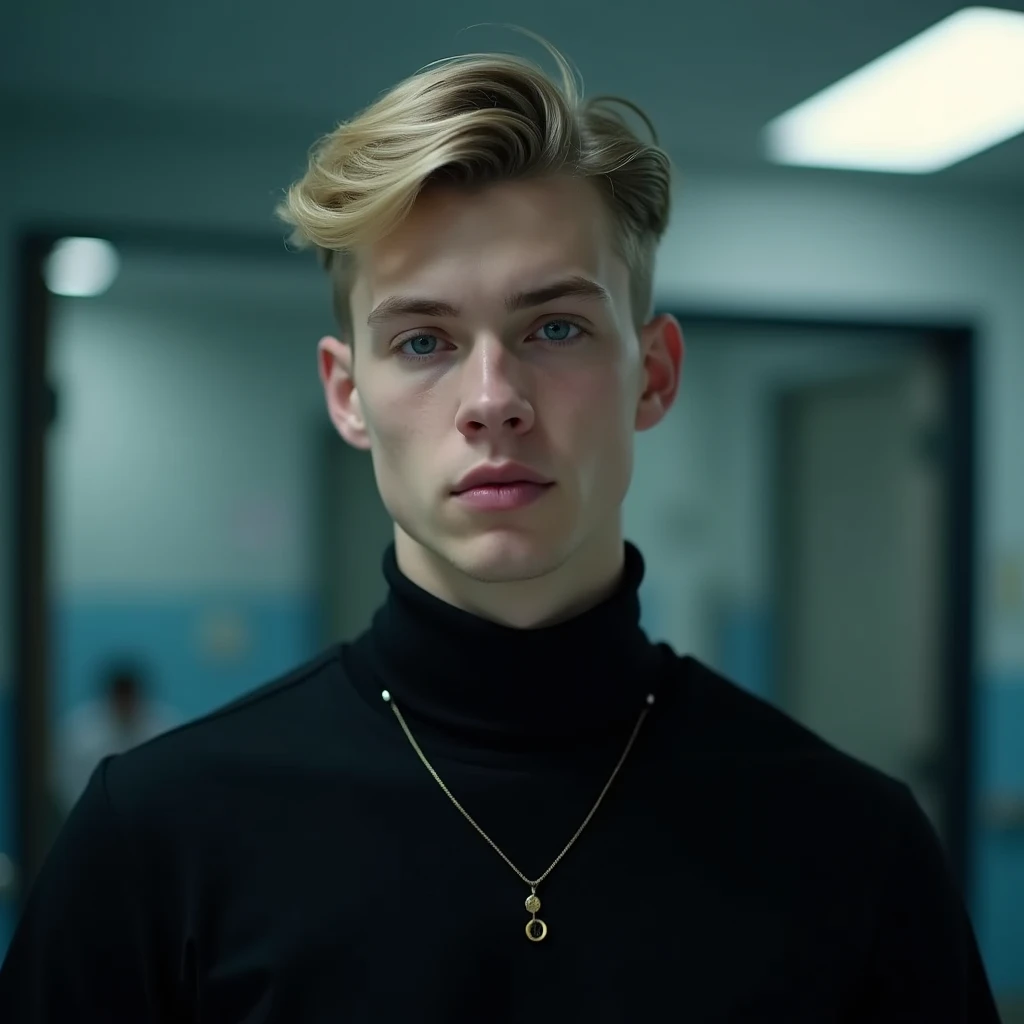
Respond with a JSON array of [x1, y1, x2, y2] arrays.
[[277, 36, 672, 333]]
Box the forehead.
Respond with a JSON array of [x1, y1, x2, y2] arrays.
[[349, 176, 628, 318]]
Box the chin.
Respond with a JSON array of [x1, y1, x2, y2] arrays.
[[439, 530, 571, 584]]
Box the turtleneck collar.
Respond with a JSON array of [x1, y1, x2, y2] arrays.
[[345, 541, 665, 749]]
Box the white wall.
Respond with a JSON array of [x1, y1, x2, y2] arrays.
[[37, 265, 337, 795], [47, 272, 329, 593]]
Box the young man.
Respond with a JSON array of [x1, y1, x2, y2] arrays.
[[0, 41, 1001, 1023]]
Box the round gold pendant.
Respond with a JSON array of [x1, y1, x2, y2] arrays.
[[525, 893, 541, 914], [525, 918, 548, 942]]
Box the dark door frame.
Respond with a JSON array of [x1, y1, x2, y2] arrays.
[[9, 225, 977, 911], [9, 223, 310, 893], [670, 311, 976, 900]]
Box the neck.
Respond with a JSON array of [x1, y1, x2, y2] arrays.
[[343, 536, 664, 748], [393, 523, 626, 629]]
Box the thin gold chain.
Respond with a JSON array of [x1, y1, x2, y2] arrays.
[[385, 693, 654, 889]]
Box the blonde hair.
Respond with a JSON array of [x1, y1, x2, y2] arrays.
[[277, 37, 672, 331]]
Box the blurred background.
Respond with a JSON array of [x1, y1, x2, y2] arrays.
[[1, 0, 1023, 1012]]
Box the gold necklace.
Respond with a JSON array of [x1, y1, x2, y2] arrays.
[[382, 688, 656, 943]]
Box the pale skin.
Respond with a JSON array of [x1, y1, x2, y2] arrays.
[[318, 174, 684, 629]]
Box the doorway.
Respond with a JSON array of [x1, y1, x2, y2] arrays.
[[632, 314, 976, 896], [776, 350, 949, 836], [6, 227, 338, 925]]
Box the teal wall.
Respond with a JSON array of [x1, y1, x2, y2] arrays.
[[51, 593, 321, 723], [0, 687, 13, 953], [976, 674, 1024, 992]]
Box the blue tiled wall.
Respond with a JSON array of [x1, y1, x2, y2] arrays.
[[51, 592, 321, 723], [976, 673, 1024, 993], [0, 686, 14, 956], [716, 602, 774, 702]]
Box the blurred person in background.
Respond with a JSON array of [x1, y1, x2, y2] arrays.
[[52, 662, 181, 816], [0, 34, 1001, 1024]]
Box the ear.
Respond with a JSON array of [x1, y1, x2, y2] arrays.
[[318, 335, 372, 451], [635, 313, 684, 432]]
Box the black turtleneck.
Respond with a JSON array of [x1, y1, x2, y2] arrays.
[[0, 544, 1000, 1023], [348, 541, 666, 749]]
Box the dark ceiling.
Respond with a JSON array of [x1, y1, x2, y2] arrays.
[[4, 0, 1023, 193]]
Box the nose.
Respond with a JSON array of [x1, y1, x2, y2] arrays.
[[455, 337, 535, 439]]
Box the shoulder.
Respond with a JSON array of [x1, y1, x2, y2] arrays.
[[101, 644, 346, 821], [656, 653, 950, 915], [664, 652, 918, 826]]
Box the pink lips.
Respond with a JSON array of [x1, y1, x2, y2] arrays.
[[452, 463, 554, 512], [455, 482, 552, 511]]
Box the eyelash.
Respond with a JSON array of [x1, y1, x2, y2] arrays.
[[393, 318, 590, 362]]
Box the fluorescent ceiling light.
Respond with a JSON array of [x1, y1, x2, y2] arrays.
[[44, 237, 120, 297], [764, 6, 1024, 173]]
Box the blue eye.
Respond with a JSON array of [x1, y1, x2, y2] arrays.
[[538, 320, 582, 343], [400, 335, 440, 357]]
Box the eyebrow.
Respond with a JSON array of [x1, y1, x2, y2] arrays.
[[366, 276, 612, 328]]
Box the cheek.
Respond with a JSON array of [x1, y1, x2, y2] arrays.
[[359, 385, 439, 490], [551, 365, 637, 463], [359, 375, 423, 448]]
